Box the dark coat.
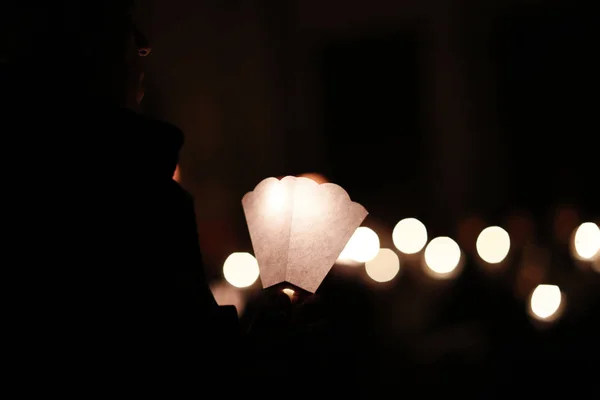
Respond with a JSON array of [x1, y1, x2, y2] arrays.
[[3, 74, 240, 389]]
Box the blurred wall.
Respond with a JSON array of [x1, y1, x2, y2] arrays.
[[136, 0, 563, 271], [287, 0, 481, 230], [137, 0, 289, 272]]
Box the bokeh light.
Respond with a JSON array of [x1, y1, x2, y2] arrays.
[[476, 226, 511, 264], [528, 284, 563, 322], [365, 248, 400, 283], [572, 222, 600, 261], [423, 236, 462, 278], [338, 227, 380, 263], [223, 252, 260, 288], [392, 218, 428, 254]]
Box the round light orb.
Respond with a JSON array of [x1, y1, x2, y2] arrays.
[[365, 248, 400, 283], [392, 218, 428, 254], [223, 252, 260, 288], [338, 227, 380, 263], [529, 284, 562, 321], [424, 236, 461, 276], [573, 222, 600, 260], [476, 226, 511, 264]]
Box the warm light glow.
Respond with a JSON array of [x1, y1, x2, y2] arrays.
[[392, 218, 428, 254], [529, 284, 562, 321], [266, 182, 287, 212], [210, 281, 246, 316], [424, 237, 461, 277], [282, 288, 295, 299], [298, 173, 328, 184], [572, 222, 600, 260], [365, 248, 400, 283], [223, 252, 260, 288], [476, 226, 511, 264], [173, 165, 180, 182], [338, 227, 380, 263], [242, 176, 368, 293]]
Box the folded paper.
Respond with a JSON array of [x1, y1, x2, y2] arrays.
[[242, 176, 368, 293]]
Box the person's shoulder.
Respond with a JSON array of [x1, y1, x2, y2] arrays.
[[148, 118, 185, 150], [77, 106, 186, 182], [95, 107, 185, 150]]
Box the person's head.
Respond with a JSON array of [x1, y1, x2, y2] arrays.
[[81, 1, 152, 109], [2, 1, 151, 109]]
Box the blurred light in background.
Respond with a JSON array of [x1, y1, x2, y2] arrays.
[[392, 218, 428, 254], [423, 236, 462, 278], [338, 227, 380, 263], [572, 222, 600, 261], [173, 165, 180, 182], [334, 258, 362, 268], [222, 252, 260, 288], [528, 284, 563, 322], [365, 248, 400, 283], [476, 226, 511, 264], [298, 173, 328, 184], [210, 281, 246, 316]]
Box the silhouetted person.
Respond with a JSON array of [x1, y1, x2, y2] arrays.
[[2, 2, 239, 392]]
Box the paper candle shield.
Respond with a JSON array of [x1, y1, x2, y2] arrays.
[[242, 176, 368, 293]]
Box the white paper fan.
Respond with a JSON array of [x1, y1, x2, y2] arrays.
[[242, 176, 368, 293]]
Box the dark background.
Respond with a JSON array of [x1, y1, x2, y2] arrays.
[[137, 0, 598, 255], [135, 0, 600, 380], [7, 0, 595, 392]]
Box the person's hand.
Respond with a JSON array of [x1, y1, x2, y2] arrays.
[[244, 285, 329, 346], [290, 290, 329, 336], [240, 285, 332, 384]]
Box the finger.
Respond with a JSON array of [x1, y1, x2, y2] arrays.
[[294, 295, 326, 326], [263, 287, 292, 314], [298, 292, 321, 306]]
